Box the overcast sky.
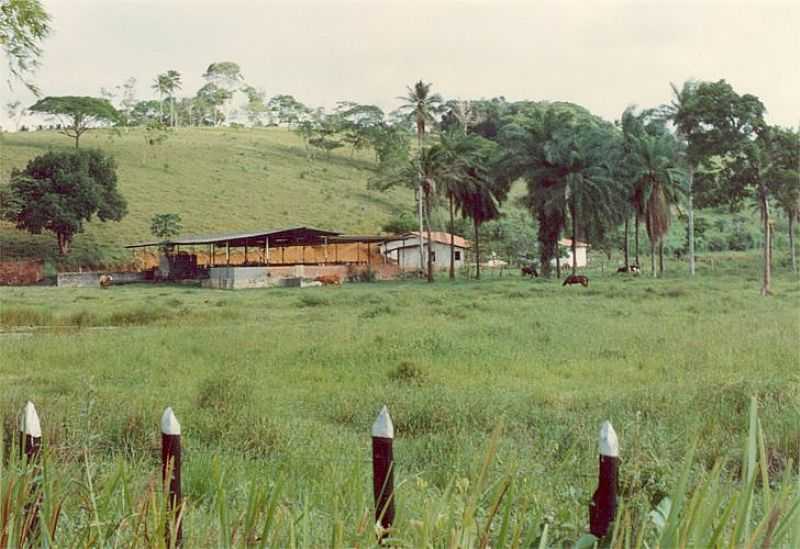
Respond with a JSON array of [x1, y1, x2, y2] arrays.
[[5, 0, 799, 128]]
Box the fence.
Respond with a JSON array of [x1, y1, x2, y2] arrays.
[[13, 401, 619, 546]]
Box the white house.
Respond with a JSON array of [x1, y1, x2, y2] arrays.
[[381, 232, 470, 272], [557, 238, 590, 268]]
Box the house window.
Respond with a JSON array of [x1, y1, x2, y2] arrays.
[[454, 251, 461, 261]]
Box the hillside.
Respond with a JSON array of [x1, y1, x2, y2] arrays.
[[0, 127, 411, 267]]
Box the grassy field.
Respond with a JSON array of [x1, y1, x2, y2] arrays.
[[0, 127, 410, 267], [1, 257, 798, 546]]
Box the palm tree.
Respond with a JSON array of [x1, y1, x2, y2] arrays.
[[538, 123, 619, 276], [629, 134, 686, 277], [164, 70, 182, 127], [775, 172, 800, 274], [459, 174, 501, 279], [665, 81, 699, 275], [397, 81, 442, 275], [152, 73, 170, 124]]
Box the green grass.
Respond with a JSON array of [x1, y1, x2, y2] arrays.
[[0, 127, 410, 267], [0, 257, 798, 546]]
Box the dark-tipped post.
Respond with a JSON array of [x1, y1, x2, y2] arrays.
[[589, 421, 619, 538], [20, 401, 42, 462], [371, 405, 395, 541], [161, 407, 183, 546]]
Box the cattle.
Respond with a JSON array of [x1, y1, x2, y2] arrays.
[[315, 274, 342, 286], [99, 274, 113, 289], [563, 274, 589, 287], [616, 265, 640, 274], [521, 265, 539, 278]]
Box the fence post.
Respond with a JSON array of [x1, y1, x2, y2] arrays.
[[589, 420, 619, 538], [20, 401, 42, 461], [371, 405, 395, 541], [161, 407, 182, 546]]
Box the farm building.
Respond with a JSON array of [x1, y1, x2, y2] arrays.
[[558, 238, 590, 268], [381, 232, 470, 272], [126, 226, 415, 288]]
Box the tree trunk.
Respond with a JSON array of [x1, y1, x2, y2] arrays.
[[687, 164, 696, 276], [571, 199, 578, 276], [623, 215, 629, 268], [650, 240, 657, 277], [74, 134, 80, 149], [634, 214, 640, 267], [57, 233, 70, 255], [474, 218, 481, 280], [449, 194, 455, 280], [425, 193, 434, 283], [556, 254, 561, 279], [658, 240, 664, 275], [416, 134, 424, 275], [761, 190, 771, 296], [790, 213, 797, 274]]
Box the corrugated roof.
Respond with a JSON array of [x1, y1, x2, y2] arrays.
[[125, 226, 340, 248], [400, 231, 471, 249]]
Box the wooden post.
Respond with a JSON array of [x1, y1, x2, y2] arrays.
[[161, 407, 183, 546], [265, 237, 270, 266], [225, 241, 230, 265], [209, 244, 214, 267], [324, 237, 329, 265], [244, 243, 248, 265], [281, 246, 285, 264], [372, 405, 395, 541], [589, 421, 618, 539], [20, 401, 42, 462]]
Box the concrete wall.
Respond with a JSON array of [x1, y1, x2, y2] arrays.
[[202, 263, 398, 289]]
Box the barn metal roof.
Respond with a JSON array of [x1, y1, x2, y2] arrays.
[[125, 226, 340, 248]]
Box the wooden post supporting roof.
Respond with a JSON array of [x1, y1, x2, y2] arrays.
[[323, 237, 329, 265], [226, 241, 230, 265], [244, 243, 248, 264], [265, 237, 270, 266]]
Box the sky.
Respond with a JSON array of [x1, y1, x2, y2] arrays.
[[4, 0, 799, 129]]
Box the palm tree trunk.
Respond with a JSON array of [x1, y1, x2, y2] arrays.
[[658, 240, 664, 274], [623, 215, 629, 268], [761, 190, 771, 295], [474, 218, 480, 280], [634, 214, 640, 267], [416, 132, 424, 275], [651, 239, 657, 277], [449, 194, 455, 280], [790, 213, 797, 274], [425, 193, 434, 283], [688, 164, 695, 276], [556, 254, 561, 279], [571, 199, 578, 276]]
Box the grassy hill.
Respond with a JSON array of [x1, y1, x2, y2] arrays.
[[0, 127, 411, 268], [1, 127, 788, 272]]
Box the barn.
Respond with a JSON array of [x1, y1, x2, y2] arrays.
[[126, 226, 408, 288]]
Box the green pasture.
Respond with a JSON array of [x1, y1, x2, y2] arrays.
[[0, 258, 798, 546]]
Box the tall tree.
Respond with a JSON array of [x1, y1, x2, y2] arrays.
[[628, 133, 686, 276], [458, 170, 501, 279], [665, 80, 766, 276], [29, 96, 119, 148], [774, 150, 800, 274], [164, 70, 182, 127], [397, 80, 443, 274], [0, 149, 127, 254], [203, 61, 243, 123], [0, 0, 51, 95]]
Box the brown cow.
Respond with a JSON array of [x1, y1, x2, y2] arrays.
[[521, 265, 539, 278], [563, 274, 589, 287], [99, 274, 113, 289], [315, 274, 342, 286]]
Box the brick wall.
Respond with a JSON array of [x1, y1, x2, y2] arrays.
[[0, 260, 44, 285]]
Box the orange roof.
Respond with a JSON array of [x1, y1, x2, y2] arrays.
[[407, 231, 471, 248]]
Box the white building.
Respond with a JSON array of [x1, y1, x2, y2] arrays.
[[381, 232, 470, 272], [557, 238, 590, 268]]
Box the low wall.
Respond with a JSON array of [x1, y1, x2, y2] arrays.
[[0, 260, 44, 285], [202, 264, 354, 289], [57, 271, 148, 288]]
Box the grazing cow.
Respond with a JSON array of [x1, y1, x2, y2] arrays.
[[521, 265, 539, 278], [99, 274, 113, 289], [616, 265, 640, 274], [315, 274, 342, 286], [563, 274, 589, 287]]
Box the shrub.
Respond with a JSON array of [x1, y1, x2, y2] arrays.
[[388, 362, 428, 385]]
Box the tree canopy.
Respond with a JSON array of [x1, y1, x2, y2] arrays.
[[0, 0, 51, 94], [1, 149, 127, 255], [29, 96, 120, 148]]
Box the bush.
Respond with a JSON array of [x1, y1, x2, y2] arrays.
[[707, 236, 728, 252], [388, 361, 428, 385]]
